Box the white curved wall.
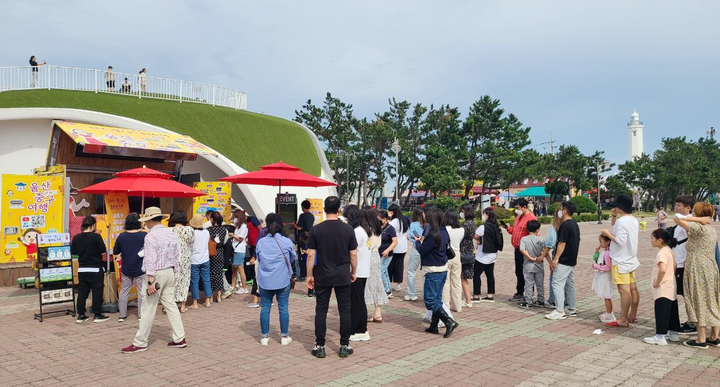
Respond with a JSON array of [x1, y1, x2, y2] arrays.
[[0, 108, 337, 219]]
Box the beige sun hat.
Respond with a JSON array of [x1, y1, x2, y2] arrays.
[[189, 214, 205, 229], [138, 206, 168, 222]]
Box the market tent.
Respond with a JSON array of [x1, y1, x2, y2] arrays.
[[515, 186, 550, 197]]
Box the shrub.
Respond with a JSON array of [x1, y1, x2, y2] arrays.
[[424, 197, 465, 211], [548, 203, 559, 216], [537, 216, 553, 224], [569, 195, 598, 215], [492, 206, 515, 220]]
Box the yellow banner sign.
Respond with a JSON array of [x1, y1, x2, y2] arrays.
[[193, 182, 232, 221], [55, 121, 217, 157], [308, 198, 324, 224], [105, 193, 129, 250], [1, 175, 64, 264]]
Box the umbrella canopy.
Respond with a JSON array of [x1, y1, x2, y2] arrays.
[[79, 176, 206, 198], [259, 161, 301, 171], [220, 161, 336, 192], [114, 166, 173, 179]]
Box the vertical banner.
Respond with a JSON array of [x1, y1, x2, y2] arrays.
[[104, 193, 129, 249], [1, 175, 64, 264], [192, 181, 231, 220], [307, 198, 324, 224]]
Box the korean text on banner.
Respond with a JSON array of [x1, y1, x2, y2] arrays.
[[193, 182, 231, 220], [1, 175, 64, 264], [308, 198, 324, 224], [104, 193, 129, 249]]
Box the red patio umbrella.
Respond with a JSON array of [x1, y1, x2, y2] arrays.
[[79, 166, 205, 211], [220, 161, 336, 194]]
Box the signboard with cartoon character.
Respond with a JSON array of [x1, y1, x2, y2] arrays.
[[192, 182, 231, 221], [1, 175, 64, 264]]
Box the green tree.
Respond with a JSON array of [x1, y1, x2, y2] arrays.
[[604, 174, 631, 196], [460, 96, 533, 197], [421, 105, 464, 197], [569, 195, 598, 215], [294, 93, 358, 197]]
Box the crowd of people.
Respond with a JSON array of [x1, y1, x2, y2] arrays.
[[68, 192, 720, 356]]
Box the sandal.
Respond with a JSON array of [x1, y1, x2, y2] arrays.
[[605, 321, 629, 328], [367, 316, 383, 323], [204, 303, 211, 308], [630, 318, 638, 323], [188, 305, 199, 310]]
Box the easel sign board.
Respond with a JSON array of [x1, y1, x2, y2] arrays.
[[38, 233, 71, 246]]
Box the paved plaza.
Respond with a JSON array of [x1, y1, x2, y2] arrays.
[[2, 221, 720, 386]]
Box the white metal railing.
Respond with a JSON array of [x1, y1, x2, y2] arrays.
[[0, 65, 247, 110]]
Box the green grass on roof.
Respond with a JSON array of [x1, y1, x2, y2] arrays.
[[0, 90, 321, 175]]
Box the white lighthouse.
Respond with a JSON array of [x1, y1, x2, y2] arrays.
[[627, 110, 644, 161]]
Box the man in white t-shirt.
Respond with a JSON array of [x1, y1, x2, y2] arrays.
[[602, 194, 640, 328], [672, 195, 696, 334]]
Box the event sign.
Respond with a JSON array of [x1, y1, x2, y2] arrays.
[[192, 182, 231, 220], [1, 175, 64, 264]]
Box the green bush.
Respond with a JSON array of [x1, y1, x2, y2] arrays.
[[537, 216, 553, 224], [548, 203, 559, 216], [424, 197, 465, 211], [570, 196, 598, 215], [492, 206, 515, 220]]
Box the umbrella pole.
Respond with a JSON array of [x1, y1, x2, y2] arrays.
[[141, 192, 145, 214]]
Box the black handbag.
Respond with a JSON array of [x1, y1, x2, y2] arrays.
[[460, 253, 475, 265], [446, 245, 456, 259]]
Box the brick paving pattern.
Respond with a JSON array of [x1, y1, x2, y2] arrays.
[[1, 221, 720, 386]]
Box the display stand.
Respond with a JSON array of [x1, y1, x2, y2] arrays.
[[33, 233, 76, 322]]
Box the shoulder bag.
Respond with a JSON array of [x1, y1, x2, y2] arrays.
[[273, 236, 296, 290]]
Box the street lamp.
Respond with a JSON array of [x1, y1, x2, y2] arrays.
[[596, 160, 610, 224], [344, 151, 354, 204], [392, 138, 401, 203]]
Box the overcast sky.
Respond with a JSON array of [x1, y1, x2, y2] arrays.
[[3, 0, 719, 165]]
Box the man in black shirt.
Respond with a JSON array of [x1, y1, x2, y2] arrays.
[[291, 200, 315, 280], [71, 216, 109, 323], [545, 201, 580, 321], [307, 196, 358, 358]]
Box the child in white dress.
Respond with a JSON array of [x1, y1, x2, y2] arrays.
[[592, 234, 614, 322]]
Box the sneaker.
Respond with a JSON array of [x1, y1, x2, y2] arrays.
[[76, 315, 89, 323], [566, 309, 578, 317], [394, 284, 402, 292], [232, 289, 243, 295], [93, 314, 110, 323], [462, 302, 473, 308], [545, 310, 567, 320], [168, 339, 187, 348], [666, 332, 681, 342], [306, 293, 314, 298], [599, 313, 616, 323], [349, 332, 371, 342], [518, 302, 534, 308], [509, 294, 523, 302], [533, 300, 547, 308], [644, 336, 668, 346], [679, 322, 697, 335], [387, 293, 394, 299], [118, 316, 126, 322], [683, 339, 709, 349], [247, 302, 259, 308], [338, 345, 354, 358], [480, 296, 495, 303], [311, 345, 326, 358], [404, 295, 418, 301], [422, 315, 431, 323], [121, 344, 147, 354], [545, 302, 556, 309], [438, 320, 446, 328], [260, 337, 270, 346], [240, 287, 249, 294], [222, 290, 232, 299], [281, 336, 293, 346]]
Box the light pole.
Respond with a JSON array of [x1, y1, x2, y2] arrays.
[[596, 160, 610, 224], [392, 138, 401, 203], [344, 151, 354, 204]]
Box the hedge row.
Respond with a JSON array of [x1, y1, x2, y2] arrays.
[[492, 213, 610, 227]]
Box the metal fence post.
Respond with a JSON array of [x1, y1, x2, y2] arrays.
[[94, 69, 98, 93], [47, 66, 51, 90], [212, 85, 216, 106], [179, 80, 183, 103]]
